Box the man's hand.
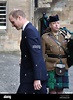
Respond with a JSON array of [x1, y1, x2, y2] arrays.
[[33, 80, 42, 90]]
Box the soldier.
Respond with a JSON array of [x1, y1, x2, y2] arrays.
[[9, 9, 48, 94], [41, 15, 71, 94]]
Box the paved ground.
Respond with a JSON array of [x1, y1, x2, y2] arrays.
[[0, 51, 20, 94], [0, 51, 73, 94]]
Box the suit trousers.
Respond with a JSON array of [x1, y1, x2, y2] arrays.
[[16, 81, 47, 94]]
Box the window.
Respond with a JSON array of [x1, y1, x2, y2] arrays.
[[0, 1, 6, 29], [34, 0, 38, 8]]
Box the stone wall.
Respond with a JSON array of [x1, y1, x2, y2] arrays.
[[49, 0, 73, 31], [0, 0, 33, 51]]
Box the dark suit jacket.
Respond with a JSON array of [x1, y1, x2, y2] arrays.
[[20, 22, 48, 83]]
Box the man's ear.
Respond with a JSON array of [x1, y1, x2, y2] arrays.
[[18, 15, 22, 20]]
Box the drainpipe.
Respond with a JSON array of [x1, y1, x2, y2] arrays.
[[30, 0, 34, 25]]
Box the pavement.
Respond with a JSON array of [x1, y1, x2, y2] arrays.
[[0, 51, 73, 94], [0, 51, 20, 94]]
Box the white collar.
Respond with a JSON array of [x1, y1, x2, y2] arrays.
[[22, 21, 29, 30]]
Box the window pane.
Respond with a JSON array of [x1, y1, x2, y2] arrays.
[[0, 2, 6, 29]]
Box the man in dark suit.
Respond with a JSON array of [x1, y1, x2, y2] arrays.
[[9, 9, 48, 94]]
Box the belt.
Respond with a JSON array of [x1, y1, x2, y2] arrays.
[[47, 54, 67, 58]]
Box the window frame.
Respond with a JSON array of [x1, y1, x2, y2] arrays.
[[0, 1, 6, 30]]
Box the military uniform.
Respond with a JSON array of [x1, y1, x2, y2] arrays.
[[41, 29, 70, 71], [41, 29, 71, 89]]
